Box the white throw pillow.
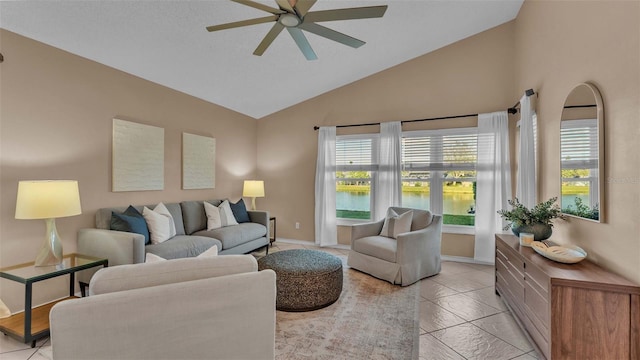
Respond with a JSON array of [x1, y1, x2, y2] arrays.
[[204, 201, 223, 230], [142, 206, 172, 244], [379, 209, 413, 239], [145, 253, 166, 263], [198, 245, 219, 257], [153, 202, 176, 238], [218, 200, 239, 226], [144, 245, 218, 263]]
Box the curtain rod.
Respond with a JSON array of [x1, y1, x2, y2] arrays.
[[564, 104, 596, 109], [313, 89, 536, 130], [507, 88, 536, 114]]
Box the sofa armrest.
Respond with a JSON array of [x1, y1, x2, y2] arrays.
[[247, 210, 269, 226], [248, 210, 270, 236], [395, 215, 442, 265], [51, 270, 277, 360], [77, 228, 146, 284], [350, 220, 385, 248]]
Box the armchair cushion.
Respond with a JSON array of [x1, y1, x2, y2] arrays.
[[352, 236, 397, 263], [379, 209, 413, 239]]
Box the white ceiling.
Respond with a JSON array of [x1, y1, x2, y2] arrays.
[[0, 0, 523, 119]]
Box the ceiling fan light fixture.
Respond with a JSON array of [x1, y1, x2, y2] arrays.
[[279, 13, 301, 27]]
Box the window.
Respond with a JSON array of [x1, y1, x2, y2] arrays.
[[335, 134, 378, 220], [402, 128, 477, 228]]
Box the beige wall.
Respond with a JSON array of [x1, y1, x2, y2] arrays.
[[257, 21, 516, 258], [2, 0, 638, 311], [514, 0, 640, 283], [0, 30, 258, 310]]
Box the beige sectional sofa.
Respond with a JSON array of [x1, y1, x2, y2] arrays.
[[50, 255, 276, 359]]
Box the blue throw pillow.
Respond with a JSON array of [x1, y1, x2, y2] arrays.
[[110, 206, 150, 244], [229, 199, 251, 223]]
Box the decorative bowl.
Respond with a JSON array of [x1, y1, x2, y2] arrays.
[[531, 241, 587, 264]]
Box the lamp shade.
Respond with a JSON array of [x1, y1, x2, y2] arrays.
[[243, 180, 265, 198], [15, 180, 82, 220]]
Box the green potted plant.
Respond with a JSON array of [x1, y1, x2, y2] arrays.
[[497, 197, 566, 241]]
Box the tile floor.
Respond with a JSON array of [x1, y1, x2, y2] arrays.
[[0, 242, 538, 360]]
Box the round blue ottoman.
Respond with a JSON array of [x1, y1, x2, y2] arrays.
[[258, 249, 343, 312]]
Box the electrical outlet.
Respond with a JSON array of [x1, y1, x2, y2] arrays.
[[295, 222, 300, 229]]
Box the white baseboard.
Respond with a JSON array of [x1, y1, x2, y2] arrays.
[[275, 238, 350, 250], [441, 255, 494, 266], [276, 239, 493, 264]]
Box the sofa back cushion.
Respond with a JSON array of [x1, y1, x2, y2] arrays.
[[90, 254, 257, 295], [97, 203, 186, 236], [181, 200, 222, 235]]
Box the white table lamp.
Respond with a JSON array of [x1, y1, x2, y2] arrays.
[[243, 180, 264, 211], [15, 180, 82, 266]]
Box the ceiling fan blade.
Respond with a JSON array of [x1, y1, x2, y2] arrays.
[[304, 5, 388, 22], [294, 0, 317, 16], [253, 22, 285, 56], [275, 0, 295, 13], [287, 27, 318, 60], [231, 0, 285, 15], [299, 22, 365, 48], [206, 15, 277, 32]]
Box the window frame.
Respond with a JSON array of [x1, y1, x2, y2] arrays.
[[335, 133, 379, 224], [402, 127, 478, 234]]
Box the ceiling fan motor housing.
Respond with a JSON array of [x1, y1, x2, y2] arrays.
[[279, 13, 301, 27]]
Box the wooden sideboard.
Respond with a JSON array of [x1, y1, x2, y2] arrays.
[[495, 234, 640, 359]]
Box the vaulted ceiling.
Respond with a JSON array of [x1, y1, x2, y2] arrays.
[[0, 0, 523, 119]]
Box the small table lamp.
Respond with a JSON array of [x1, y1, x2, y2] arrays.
[[15, 180, 82, 267], [243, 180, 265, 211]]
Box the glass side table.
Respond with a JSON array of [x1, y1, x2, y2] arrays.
[[0, 253, 108, 347]]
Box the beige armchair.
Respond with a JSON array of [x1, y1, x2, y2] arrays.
[[347, 207, 442, 286]]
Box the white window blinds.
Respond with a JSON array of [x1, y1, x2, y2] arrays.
[[561, 119, 598, 170], [402, 128, 477, 171], [336, 135, 378, 171]]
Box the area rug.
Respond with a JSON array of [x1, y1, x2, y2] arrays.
[[275, 267, 420, 360]]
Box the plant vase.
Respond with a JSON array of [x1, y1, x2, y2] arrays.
[[511, 223, 552, 241]]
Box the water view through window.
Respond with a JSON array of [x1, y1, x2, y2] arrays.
[[337, 184, 476, 225]]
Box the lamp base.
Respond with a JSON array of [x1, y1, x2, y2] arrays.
[[250, 197, 257, 211], [35, 218, 63, 267]]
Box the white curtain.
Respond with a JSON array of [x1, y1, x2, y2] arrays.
[[314, 126, 337, 247], [373, 121, 402, 221], [475, 111, 512, 263], [516, 94, 537, 208]]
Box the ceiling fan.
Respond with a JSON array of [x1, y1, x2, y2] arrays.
[[206, 0, 388, 60]]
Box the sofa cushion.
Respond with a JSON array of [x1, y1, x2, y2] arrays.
[[230, 199, 250, 223], [181, 200, 222, 235], [146, 245, 218, 262], [194, 223, 267, 250], [98, 203, 185, 236], [142, 206, 173, 244], [352, 236, 397, 263], [145, 235, 222, 260], [218, 200, 239, 226], [164, 203, 186, 236], [109, 206, 150, 244]]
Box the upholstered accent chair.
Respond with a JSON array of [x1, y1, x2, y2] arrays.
[[347, 207, 442, 286]]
